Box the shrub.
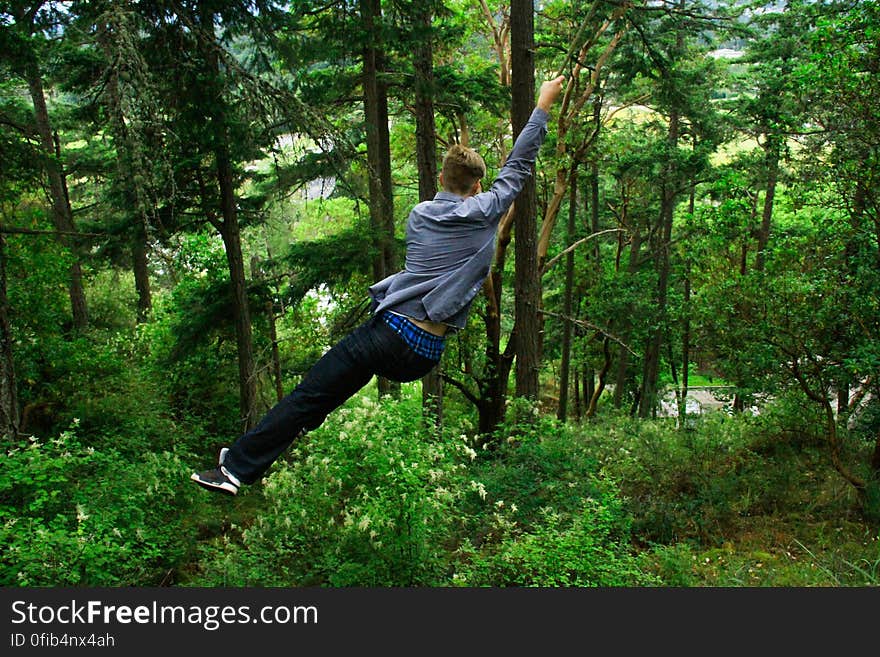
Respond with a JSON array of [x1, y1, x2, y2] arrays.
[[0, 423, 200, 586], [193, 389, 472, 586], [453, 494, 658, 587]]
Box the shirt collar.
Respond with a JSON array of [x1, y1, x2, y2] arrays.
[[434, 191, 465, 202]]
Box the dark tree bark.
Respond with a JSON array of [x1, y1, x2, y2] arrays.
[[678, 173, 696, 424], [612, 227, 642, 408], [361, 0, 398, 398], [201, 10, 259, 432], [217, 145, 259, 432], [132, 233, 152, 323], [557, 173, 577, 421], [23, 55, 88, 330], [412, 2, 443, 426], [510, 0, 541, 402], [0, 234, 19, 441], [754, 137, 779, 273], [639, 103, 680, 418], [100, 25, 154, 324]]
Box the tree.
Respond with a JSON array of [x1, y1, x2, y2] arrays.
[[1, 1, 89, 330], [131, 0, 295, 432], [405, 0, 444, 424], [509, 0, 540, 402], [0, 232, 17, 439]]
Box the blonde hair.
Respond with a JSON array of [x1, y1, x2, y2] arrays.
[[441, 144, 486, 195]]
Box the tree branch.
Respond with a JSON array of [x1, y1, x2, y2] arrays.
[[541, 228, 624, 274], [539, 309, 637, 356]]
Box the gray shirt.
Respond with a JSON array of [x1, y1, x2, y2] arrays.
[[369, 107, 549, 331]]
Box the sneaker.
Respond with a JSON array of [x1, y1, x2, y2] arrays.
[[191, 459, 241, 496]]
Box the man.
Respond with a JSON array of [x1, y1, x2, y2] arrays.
[[191, 75, 566, 495]]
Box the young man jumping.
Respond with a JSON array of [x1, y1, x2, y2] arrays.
[[191, 75, 566, 495]]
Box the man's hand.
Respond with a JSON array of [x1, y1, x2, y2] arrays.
[[537, 75, 566, 113]]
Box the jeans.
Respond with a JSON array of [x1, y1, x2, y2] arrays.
[[223, 313, 441, 484]]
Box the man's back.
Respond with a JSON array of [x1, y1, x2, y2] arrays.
[[370, 106, 551, 330]]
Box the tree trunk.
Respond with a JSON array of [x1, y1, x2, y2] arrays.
[[585, 338, 611, 419], [217, 150, 259, 432], [557, 173, 577, 421], [361, 0, 398, 398], [679, 177, 696, 424], [754, 139, 779, 273], [477, 208, 516, 436], [202, 11, 259, 432], [612, 228, 642, 407], [132, 230, 152, 323], [268, 306, 284, 404], [639, 105, 680, 418], [412, 3, 443, 426], [102, 28, 153, 324], [0, 234, 19, 441], [24, 58, 88, 330], [510, 0, 540, 403]]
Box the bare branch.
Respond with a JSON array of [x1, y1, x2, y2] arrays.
[[541, 228, 625, 274], [539, 310, 637, 356]]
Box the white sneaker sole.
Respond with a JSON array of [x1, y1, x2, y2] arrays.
[[190, 472, 238, 495]]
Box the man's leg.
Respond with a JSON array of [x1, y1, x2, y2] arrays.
[[191, 312, 441, 494], [221, 321, 377, 485]]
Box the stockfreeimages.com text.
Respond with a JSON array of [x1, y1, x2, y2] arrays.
[[11, 600, 317, 632]]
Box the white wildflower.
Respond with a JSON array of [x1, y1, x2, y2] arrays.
[[470, 480, 487, 500]]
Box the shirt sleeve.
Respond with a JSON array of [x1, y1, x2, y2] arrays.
[[470, 107, 549, 227]]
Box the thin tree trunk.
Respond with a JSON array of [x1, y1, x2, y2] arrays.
[[268, 307, 284, 404], [0, 233, 19, 441], [754, 140, 778, 273], [202, 11, 258, 431], [132, 230, 152, 323], [478, 208, 516, 436], [679, 179, 696, 424], [612, 228, 642, 407], [510, 0, 540, 403], [413, 3, 443, 426], [102, 28, 153, 324], [639, 107, 680, 418], [217, 150, 259, 432], [557, 173, 577, 421], [585, 337, 610, 418], [24, 58, 88, 330], [361, 0, 398, 398]]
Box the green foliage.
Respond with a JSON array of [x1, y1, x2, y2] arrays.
[[3, 0, 880, 591], [0, 423, 200, 586], [448, 408, 654, 586], [454, 496, 656, 587], [194, 389, 469, 586], [192, 392, 656, 588]]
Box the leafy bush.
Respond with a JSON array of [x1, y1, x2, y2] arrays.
[[453, 496, 657, 587], [0, 423, 200, 586], [193, 388, 473, 586], [573, 409, 817, 544], [447, 409, 655, 586]]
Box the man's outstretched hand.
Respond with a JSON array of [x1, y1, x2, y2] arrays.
[[537, 75, 566, 113]]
